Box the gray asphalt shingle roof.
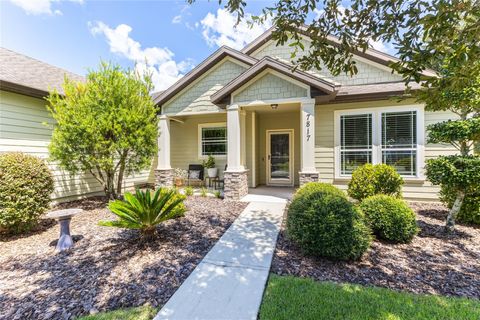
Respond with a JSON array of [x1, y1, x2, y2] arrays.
[[0, 47, 84, 96]]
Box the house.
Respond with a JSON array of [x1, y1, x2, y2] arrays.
[[0, 47, 152, 202], [153, 27, 457, 201]]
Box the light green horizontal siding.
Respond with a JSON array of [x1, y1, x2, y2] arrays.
[[314, 99, 458, 202], [170, 113, 228, 177], [0, 90, 153, 202]]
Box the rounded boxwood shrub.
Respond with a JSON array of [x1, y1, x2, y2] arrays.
[[359, 195, 418, 243], [348, 164, 404, 201], [0, 152, 54, 234], [287, 182, 371, 261]]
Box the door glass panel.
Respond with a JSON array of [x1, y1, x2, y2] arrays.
[[270, 133, 290, 180]]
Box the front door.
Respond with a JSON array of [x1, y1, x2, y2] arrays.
[[267, 130, 294, 186]]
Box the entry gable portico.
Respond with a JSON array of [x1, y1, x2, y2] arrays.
[[211, 56, 337, 106]]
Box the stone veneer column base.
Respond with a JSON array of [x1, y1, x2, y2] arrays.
[[299, 172, 319, 186], [224, 170, 249, 200], [155, 169, 174, 188]]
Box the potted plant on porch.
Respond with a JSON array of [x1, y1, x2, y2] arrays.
[[203, 155, 218, 178]]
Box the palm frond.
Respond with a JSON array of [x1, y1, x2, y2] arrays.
[[99, 188, 186, 239]]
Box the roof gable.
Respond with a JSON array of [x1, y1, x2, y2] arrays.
[[211, 57, 337, 105], [242, 27, 436, 79], [154, 46, 256, 107]]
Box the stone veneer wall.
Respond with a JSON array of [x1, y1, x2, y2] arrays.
[[155, 169, 174, 188], [224, 170, 249, 200], [299, 172, 319, 186]]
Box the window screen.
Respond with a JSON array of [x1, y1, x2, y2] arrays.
[[201, 127, 227, 156], [340, 114, 372, 175]]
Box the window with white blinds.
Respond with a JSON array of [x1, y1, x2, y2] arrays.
[[336, 107, 422, 178], [340, 114, 372, 175], [381, 111, 417, 176], [198, 123, 227, 157]]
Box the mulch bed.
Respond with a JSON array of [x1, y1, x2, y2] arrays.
[[272, 202, 480, 299], [0, 197, 247, 320]]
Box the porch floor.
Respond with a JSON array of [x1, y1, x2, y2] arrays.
[[243, 185, 295, 202]]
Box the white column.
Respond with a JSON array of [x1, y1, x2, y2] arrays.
[[300, 99, 317, 173], [227, 104, 244, 171], [240, 109, 247, 167], [157, 114, 171, 169]]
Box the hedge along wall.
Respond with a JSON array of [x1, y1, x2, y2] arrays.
[[0, 90, 155, 202]]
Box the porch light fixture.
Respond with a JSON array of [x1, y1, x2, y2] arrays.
[[271, 104, 278, 110]]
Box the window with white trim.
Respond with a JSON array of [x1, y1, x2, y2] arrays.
[[381, 111, 417, 176], [336, 107, 423, 178], [199, 124, 227, 157], [340, 114, 372, 175]]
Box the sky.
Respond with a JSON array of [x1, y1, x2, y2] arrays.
[[0, 0, 393, 92]]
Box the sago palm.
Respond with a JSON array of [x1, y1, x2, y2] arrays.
[[99, 188, 186, 239]]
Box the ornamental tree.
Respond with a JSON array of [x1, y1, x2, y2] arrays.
[[47, 62, 158, 200]]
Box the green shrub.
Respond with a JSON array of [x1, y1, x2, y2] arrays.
[[440, 184, 480, 225], [184, 186, 194, 196], [348, 164, 404, 201], [99, 188, 186, 239], [287, 182, 371, 261], [426, 156, 480, 226], [0, 152, 54, 233], [359, 195, 418, 243], [200, 187, 208, 197]]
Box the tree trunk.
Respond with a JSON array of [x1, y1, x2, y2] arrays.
[[116, 154, 128, 197], [445, 190, 465, 233], [105, 172, 116, 200]]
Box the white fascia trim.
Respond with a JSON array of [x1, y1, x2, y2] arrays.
[[197, 122, 227, 160], [231, 69, 310, 104], [333, 104, 425, 180]]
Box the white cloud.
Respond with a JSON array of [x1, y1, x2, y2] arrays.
[[89, 21, 194, 91], [9, 0, 83, 15], [172, 15, 182, 24], [200, 9, 272, 50]]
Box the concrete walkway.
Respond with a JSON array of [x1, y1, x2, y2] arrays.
[[155, 195, 286, 320]]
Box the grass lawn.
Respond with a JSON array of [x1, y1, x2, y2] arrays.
[[77, 305, 157, 320], [260, 274, 480, 320]]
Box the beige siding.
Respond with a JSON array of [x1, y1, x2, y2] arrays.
[[252, 39, 403, 85], [163, 59, 247, 115], [314, 99, 458, 201], [0, 90, 153, 202], [233, 73, 308, 103], [170, 113, 228, 177]]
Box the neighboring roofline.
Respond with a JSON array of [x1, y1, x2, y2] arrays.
[[211, 56, 338, 105], [0, 80, 48, 99], [154, 46, 258, 106], [242, 26, 437, 78]]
